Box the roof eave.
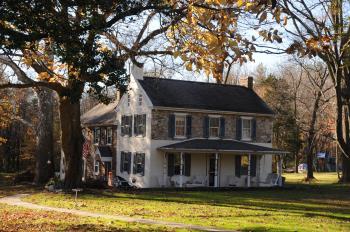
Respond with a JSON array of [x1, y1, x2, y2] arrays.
[[158, 147, 289, 155]]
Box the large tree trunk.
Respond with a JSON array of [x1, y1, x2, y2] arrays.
[[59, 96, 83, 189], [34, 87, 55, 184]]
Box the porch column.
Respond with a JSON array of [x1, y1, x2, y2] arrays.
[[163, 153, 167, 187], [247, 154, 251, 188], [277, 155, 283, 186], [214, 153, 219, 187], [180, 152, 184, 187]]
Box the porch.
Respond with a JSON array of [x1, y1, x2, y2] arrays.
[[158, 139, 287, 188]]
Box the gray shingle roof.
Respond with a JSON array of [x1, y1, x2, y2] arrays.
[[98, 146, 113, 158], [138, 77, 274, 115], [81, 101, 118, 126], [159, 139, 286, 154]]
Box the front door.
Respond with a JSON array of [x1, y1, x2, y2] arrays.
[[208, 156, 216, 187], [104, 161, 112, 177]]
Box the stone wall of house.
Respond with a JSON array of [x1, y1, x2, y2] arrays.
[[151, 109, 272, 143]]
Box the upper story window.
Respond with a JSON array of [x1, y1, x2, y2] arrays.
[[121, 115, 132, 136], [134, 114, 146, 136], [175, 115, 186, 138], [107, 127, 113, 144], [209, 117, 220, 138], [242, 118, 252, 140], [127, 94, 131, 106], [93, 127, 100, 144], [138, 94, 142, 106], [101, 128, 107, 145]]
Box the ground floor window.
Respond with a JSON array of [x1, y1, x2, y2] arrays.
[[94, 160, 100, 175], [167, 153, 191, 176], [133, 153, 145, 176], [120, 152, 131, 174], [235, 155, 257, 177]]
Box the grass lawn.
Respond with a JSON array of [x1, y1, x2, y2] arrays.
[[22, 172, 350, 231]]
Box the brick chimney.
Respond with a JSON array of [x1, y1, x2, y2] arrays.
[[247, 76, 254, 89]]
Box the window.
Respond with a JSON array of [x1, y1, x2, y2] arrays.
[[167, 153, 191, 176], [94, 160, 99, 174], [107, 127, 113, 144], [235, 155, 257, 177], [133, 153, 145, 175], [93, 127, 100, 144], [138, 94, 142, 106], [101, 128, 107, 144], [120, 152, 131, 173], [209, 117, 220, 137], [127, 94, 131, 106], [175, 115, 186, 137], [121, 115, 132, 136], [242, 118, 252, 140], [134, 114, 146, 136]]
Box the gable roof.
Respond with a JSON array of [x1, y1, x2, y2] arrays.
[[138, 77, 274, 115], [159, 139, 286, 154], [81, 101, 118, 126]]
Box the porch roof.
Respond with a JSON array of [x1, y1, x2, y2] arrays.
[[158, 139, 287, 155]]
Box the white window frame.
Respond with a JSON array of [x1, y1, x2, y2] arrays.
[[94, 160, 100, 175], [93, 127, 100, 144], [121, 115, 132, 137], [138, 94, 143, 106], [107, 127, 113, 144], [241, 116, 253, 141], [174, 114, 186, 138], [209, 115, 220, 138]]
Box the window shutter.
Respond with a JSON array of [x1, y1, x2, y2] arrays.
[[127, 152, 131, 174], [250, 155, 257, 177], [186, 115, 192, 138], [121, 116, 124, 136], [184, 153, 191, 176], [252, 118, 257, 141], [235, 155, 241, 177], [168, 114, 175, 139], [167, 153, 175, 176], [142, 114, 146, 137], [120, 152, 124, 172], [141, 153, 145, 176], [133, 153, 137, 174], [236, 117, 242, 140], [203, 116, 209, 138], [219, 117, 225, 138], [129, 116, 133, 137], [134, 115, 138, 136]]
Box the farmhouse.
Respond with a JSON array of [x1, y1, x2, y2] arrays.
[[62, 65, 286, 188]]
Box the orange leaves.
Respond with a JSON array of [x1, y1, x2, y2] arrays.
[[306, 36, 332, 51]]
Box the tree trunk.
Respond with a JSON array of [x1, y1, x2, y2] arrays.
[[294, 153, 298, 173], [59, 96, 83, 189], [34, 88, 55, 184], [341, 151, 350, 182]]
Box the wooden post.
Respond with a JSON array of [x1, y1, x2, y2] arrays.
[[247, 154, 251, 188], [163, 153, 167, 187], [214, 153, 219, 187], [180, 152, 184, 188], [277, 155, 283, 186]]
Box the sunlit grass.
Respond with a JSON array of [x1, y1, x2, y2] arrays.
[[23, 172, 350, 231]]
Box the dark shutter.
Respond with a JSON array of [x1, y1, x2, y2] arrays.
[[121, 116, 125, 136], [127, 152, 131, 174], [120, 152, 125, 172], [133, 153, 137, 174], [219, 117, 225, 138], [235, 155, 241, 177], [186, 115, 192, 138], [184, 153, 191, 176], [141, 153, 145, 176], [167, 153, 175, 176], [203, 116, 209, 138], [134, 115, 138, 136], [129, 116, 133, 137], [250, 155, 257, 177], [252, 118, 257, 141], [236, 117, 242, 140], [168, 114, 175, 139], [142, 114, 146, 137]]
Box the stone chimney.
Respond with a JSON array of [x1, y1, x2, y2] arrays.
[[247, 76, 254, 89]]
